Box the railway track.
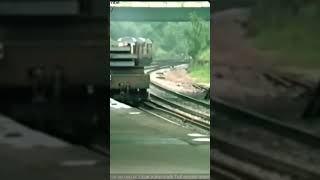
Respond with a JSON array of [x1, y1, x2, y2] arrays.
[[147, 66, 320, 180], [142, 87, 267, 180], [213, 136, 320, 180], [213, 97, 320, 147], [212, 151, 277, 180], [144, 60, 188, 73], [146, 83, 320, 179], [142, 96, 209, 130], [213, 99, 320, 179], [150, 82, 209, 108], [149, 64, 320, 140]]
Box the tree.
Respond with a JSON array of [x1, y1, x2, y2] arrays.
[[184, 12, 209, 64]]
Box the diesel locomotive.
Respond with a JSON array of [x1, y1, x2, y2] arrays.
[[110, 37, 152, 104]]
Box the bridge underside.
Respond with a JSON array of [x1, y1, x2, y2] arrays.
[[110, 7, 210, 22]]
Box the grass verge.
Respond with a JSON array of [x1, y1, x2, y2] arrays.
[[188, 63, 210, 84]]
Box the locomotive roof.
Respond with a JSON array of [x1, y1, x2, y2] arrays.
[[118, 37, 152, 44], [117, 37, 136, 43], [136, 37, 145, 42], [145, 39, 152, 43]]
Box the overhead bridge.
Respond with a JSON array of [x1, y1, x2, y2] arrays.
[[110, 2, 210, 22]]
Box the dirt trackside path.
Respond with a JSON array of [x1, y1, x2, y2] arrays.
[[150, 65, 208, 99]]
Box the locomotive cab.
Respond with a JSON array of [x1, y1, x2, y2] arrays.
[[135, 37, 152, 66], [145, 38, 153, 61]]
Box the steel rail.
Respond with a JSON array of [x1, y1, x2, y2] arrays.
[[212, 97, 320, 148], [143, 98, 210, 131], [149, 92, 210, 120], [150, 81, 210, 108], [213, 134, 320, 180]]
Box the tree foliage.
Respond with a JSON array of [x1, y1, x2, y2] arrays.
[[184, 12, 210, 64], [110, 13, 210, 62]]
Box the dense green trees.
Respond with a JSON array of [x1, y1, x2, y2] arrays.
[[110, 13, 210, 83], [110, 13, 210, 62], [184, 12, 210, 64]]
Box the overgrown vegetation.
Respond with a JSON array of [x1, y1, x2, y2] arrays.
[[110, 13, 210, 83], [184, 12, 210, 64], [111, 21, 190, 60], [248, 0, 320, 68], [188, 63, 210, 84], [184, 12, 210, 84]]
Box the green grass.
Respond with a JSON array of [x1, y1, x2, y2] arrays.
[[250, 3, 320, 69], [188, 63, 210, 84], [187, 47, 210, 84], [198, 48, 210, 64]]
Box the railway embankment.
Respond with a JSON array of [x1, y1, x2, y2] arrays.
[[212, 7, 320, 134]]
